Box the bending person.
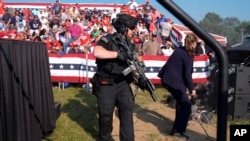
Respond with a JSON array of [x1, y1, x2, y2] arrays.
[[158, 34, 197, 140]]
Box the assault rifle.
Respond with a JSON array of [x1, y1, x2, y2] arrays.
[[112, 33, 157, 102]]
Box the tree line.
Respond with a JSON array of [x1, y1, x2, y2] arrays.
[[199, 12, 250, 47]]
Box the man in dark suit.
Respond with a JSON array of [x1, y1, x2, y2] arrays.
[[196, 40, 217, 63], [195, 40, 208, 55], [158, 34, 197, 141]]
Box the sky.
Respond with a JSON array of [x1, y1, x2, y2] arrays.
[[4, 0, 250, 24]]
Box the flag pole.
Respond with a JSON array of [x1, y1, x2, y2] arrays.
[[85, 52, 90, 93]]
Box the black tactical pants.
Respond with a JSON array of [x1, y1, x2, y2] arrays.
[[96, 80, 135, 141]]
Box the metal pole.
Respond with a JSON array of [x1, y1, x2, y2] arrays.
[[85, 52, 89, 93], [157, 1, 228, 141]]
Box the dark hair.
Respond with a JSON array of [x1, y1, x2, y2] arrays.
[[152, 32, 157, 37]]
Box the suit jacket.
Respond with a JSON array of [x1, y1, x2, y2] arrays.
[[160, 47, 195, 92], [195, 45, 210, 55]]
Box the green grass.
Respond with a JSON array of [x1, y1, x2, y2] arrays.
[[43, 84, 250, 141], [43, 84, 168, 141]]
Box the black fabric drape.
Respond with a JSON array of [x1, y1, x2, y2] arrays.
[[0, 39, 56, 141]]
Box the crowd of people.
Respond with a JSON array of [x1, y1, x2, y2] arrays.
[[0, 0, 176, 56], [0, 0, 214, 141]]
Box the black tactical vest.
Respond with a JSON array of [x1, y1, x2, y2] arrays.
[[95, 34, 135, 78]]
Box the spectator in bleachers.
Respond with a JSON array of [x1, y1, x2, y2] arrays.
[[31, 8, 39, 16], [0, 0, 5, 18], [90, 25, 99, 38], [161, 40, 174, 56], [40, 15, 49, 31], [110, 8, 118, 21], [52, 0, 62, 17], [29, 15, 42, 36], [68, 43, 83, 54], [137, 8, 143, 20], [0, 18, 4, 31], [156, 13, 166, 31], [89, 14, 98, 26], [49, 16, 60, 30], [120, 4, 130, 15], [38, 9, 44, 19], [2, 8, 11, 31], [42, 6, 50, 19], [50, 40, 64, 55], [47, 9, 55, 23], [138, 31, 148, 46], [0, 1, 176, 58], [23, 8, 30, 22], [6, 24, 17, 39], [147, 7, 160, 33], [17, 21, 25, 33], [75, 3, 81, 10], [79, 10, 85, 22], [19, 9, 25, 21], [137, 22, 148, 35], [142, 0, 153, 30], [79, 27, 91, 53], [101, 13, 110, 27], [160, 17, 173, 43], [11, 10, 22, 29], [92, 7, 98, 15], [63, 17, 82, 53], [143, 0, 153, 14], [62, 18, 71, 28], [130, 9, 138, 18], [69, 5, 79, 18], [141, 32, 162, 55], [127, 0, 138, 11]]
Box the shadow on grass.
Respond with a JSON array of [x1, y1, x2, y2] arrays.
[[60, 88, 99, 140]]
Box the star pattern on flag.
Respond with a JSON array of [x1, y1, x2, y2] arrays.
[[80, 65, 84, 70], [90, 67, 94, 71], [150, 67, 154, 72], [60, 64, 64, 69], [49, 55, 210, 84]]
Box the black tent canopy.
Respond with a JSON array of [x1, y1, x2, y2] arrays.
[[0, 39, 56, 141]]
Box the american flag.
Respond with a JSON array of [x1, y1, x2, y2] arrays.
[[49, 54, 210, 84]]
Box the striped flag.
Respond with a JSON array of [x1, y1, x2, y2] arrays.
[[49, 54, 210, 84]]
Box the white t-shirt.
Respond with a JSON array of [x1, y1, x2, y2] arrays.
[[127, 1, 138, 10], [161, 46, 174, 56]]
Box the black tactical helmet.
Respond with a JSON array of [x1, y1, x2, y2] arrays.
[[112, 13, 138, 34]]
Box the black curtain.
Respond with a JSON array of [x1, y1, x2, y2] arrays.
[[0, 39, 56, 141]]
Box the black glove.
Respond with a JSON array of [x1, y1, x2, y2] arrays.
[[117, 51, 132, 62]]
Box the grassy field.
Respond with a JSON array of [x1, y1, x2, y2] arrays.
[[42, 84, 250, 141], [42, 84, 168, 141]]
